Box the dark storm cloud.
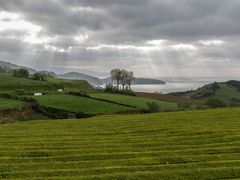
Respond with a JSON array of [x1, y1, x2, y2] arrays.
[[0, 0, 239, 77]]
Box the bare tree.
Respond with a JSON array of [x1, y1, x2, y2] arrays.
[[110, 69, 135, 91], [110, 69, 122, 89], [121, 69, 128, 90], [126, 71, 135, 90]]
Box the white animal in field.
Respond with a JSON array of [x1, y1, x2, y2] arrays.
[[34, 93, 42, 96]]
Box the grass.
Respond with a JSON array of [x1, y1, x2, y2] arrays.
[[33, 94, 135, 114], [135, 92, 205, 104], [90, 92, 178, 110], [214, 84, 240, 103], [0, 72, 92, 92], [0, 97, 25, 110], [176, 82, 240, 104], [0, 107, 239, 179]]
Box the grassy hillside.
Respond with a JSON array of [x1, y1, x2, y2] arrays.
[[0, 72, 92, 92], [135, 92, 205, 104], [0, 98, 25, 110], [171, 81, 240, 104], [0, 108, 239, 179], [58, 72, 103, 85], [90, 93, 178, 110], [33, 94, 134, 114]]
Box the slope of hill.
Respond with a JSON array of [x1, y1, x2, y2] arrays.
[[0, 72, 93, 92], [0, 108, 239, 179], [101, 77, 166, 85], [170, 81, 240, 104], [58, 72, 103, 85], [0, 60, 36, 73]]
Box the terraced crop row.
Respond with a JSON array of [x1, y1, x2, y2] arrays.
[[0, 108, 240, 179]]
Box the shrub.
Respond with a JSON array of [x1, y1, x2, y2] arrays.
[[33, 72, 47, 81], [146, 101, 160, 112], [15, 89, 26, 95], [69, 91, 90, 98], [104, 84, 136, 96], [231, 97, 240, 103], [206, 98, 225, 108], [177, 103, 191, 109], [13, 68, 29, 78]]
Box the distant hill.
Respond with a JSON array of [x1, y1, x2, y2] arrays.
[[133, 78, 166, 84], [39, 71, 56, 77], [0, 60, 36, 74], [58, 72, 103, 85], [0, 72, 93, 92], [101, 77, 166, 85], [170, 80, 240, 105]]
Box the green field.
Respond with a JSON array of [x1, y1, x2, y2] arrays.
[[34, 94, 134, 114], [0, 108, 239, 179], [0, 73, 92, 92], [174, 81, 240, 104], [90, 93, 178, 110], [0, 97, 25, 110], [214, 84, 240, 103]]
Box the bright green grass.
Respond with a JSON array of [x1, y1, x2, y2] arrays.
[[0, 73, 92, 92], [0, 97, 25, 110], [0, 108, 239, 179], [33, 94, 134, 114], [90, 93, 178, 110]]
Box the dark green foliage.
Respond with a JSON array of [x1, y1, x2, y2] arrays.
[[68, 91, 90, 98], [37, 106, 93, 119], [33, 72, 47, 81], [192, 83, 220, 99], [15, 89, 26, 95], [0, 92, 17, 99], [13, 68, 29, 78], [231, 97, 240, 104], [226, 80, 240, 91], [206, 98, 225, 108], [146, 101, 160, 112], [104, 84, 136, 96]]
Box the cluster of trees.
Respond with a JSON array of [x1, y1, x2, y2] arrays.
[[0, 66, 12, 73], [12, 68, 47, 81], [110, 69, 135, 90], [13, 68, 29, 78], [33, 72, 47, 81]]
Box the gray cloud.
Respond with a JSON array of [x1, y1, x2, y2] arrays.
[[0, 0, 239, 78]]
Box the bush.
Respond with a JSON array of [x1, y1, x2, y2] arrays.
[[177, 103, 191, 109], [69, 91, 90, 98], [33, 72, 47, 81], [13, 68, 29, 78], [15, 89, 26, 95], [146, 101, 160, 112], [0, 92, 18, 99], [206, 98, 225, 108], [231, 97, 240, 103], [104, 84, 136, 96]]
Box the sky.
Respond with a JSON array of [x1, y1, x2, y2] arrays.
[[0, 0, 240, 78]]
